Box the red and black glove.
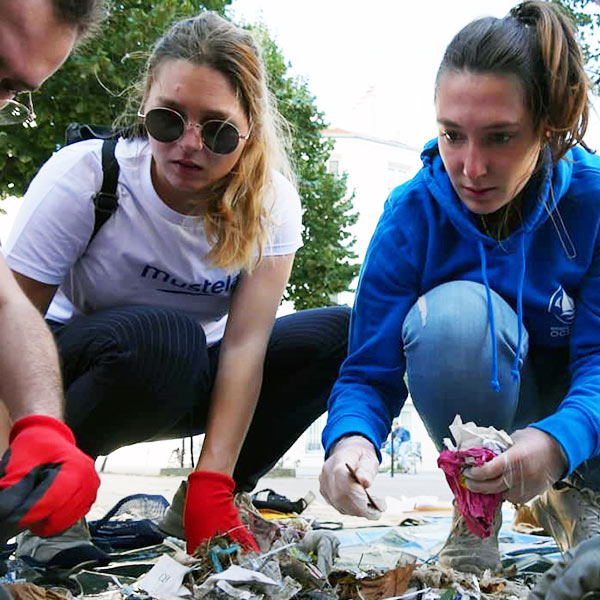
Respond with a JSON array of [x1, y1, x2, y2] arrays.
[[184, 470, 259, 555], [0, 415, 100, 542]]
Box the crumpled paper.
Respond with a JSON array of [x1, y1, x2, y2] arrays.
[[442, 415, 513, 454], [438, 415, 513, 538], [136, 554, 191, 600]]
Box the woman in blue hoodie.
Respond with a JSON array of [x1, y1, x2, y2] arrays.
[[320, 0, 600, 574]]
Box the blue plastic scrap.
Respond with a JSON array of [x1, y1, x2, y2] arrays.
[[208, 544, 241, 573]]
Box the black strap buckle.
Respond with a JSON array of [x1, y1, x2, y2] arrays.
[[93, 191, 119, 213]]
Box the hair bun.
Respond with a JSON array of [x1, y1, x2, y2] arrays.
[[509, 2, 538, 27]]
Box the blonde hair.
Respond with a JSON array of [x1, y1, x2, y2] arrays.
[[127, 12, 294, 270]]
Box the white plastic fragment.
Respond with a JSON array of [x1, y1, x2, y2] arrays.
[[379, 588, 433, 599], [214, 580, 258, 599], [195, 565, 280, 598]]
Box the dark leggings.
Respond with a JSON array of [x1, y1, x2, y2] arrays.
[[49, 305, 350, 491]]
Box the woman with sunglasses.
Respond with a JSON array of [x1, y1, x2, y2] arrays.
[[319, 0, 600, 576], [4, 12, 349, 560]]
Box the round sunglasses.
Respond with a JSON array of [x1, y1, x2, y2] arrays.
[[138, 107, 249, 155]]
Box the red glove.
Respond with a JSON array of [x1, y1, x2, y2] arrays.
[[184, 470, 259, 555], [0, 415, 100, 541]]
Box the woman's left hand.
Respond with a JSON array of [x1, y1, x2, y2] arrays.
[[184, 470, 259, 555], [462, 427, 568, 504]]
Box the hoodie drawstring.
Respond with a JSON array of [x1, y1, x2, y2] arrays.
[[512, 236, 526, 382], [477, 240, 500, 392], [477, 237, 526, 392]]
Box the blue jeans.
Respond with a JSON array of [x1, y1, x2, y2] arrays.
[[48, 304, 350, 491], [402, 281, 600, 491]]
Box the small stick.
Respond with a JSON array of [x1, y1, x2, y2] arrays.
[[345, 463, 382, 512]]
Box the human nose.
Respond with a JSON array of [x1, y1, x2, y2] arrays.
[[180, 121, 204, 150], [462, 142, 487, 180]]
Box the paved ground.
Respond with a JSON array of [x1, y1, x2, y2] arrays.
[[90, 468, 453, 521]]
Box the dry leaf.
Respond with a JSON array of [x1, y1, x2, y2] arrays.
[[357, 564, 417, 599]]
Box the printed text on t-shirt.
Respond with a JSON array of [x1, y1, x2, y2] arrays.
[[141, 264, 239, 296]]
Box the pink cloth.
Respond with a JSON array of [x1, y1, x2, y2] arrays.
[[437, 447, 503, 538]]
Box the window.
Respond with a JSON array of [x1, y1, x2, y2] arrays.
[[328, 159, 340, 176], [388, 162, 409, 192], [306, 414, 327, 452]]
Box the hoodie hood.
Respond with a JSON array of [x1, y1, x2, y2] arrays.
[[420, 139, 573, 251]]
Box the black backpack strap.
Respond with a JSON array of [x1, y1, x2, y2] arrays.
[[66, 123, 117, 146], [90, 139, 120, 243]]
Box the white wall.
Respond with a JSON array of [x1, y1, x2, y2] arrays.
[[323, 131, 421, 307], [325, 130, 421, 258]]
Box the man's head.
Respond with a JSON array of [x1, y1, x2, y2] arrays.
[[0, 0, 105, 109], [50, 0, 106, 40]]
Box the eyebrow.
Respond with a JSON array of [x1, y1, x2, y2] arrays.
[[437, 118, 521, 130], [154, 96, 232, 121]]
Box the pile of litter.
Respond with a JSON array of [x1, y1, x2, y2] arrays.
[[0, 492, 559, 600]]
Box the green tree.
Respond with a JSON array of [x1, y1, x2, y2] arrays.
[[0, 1, 358, 310], [555, 0, 600, 91]]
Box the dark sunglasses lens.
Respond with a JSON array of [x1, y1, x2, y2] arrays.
[[145, 109, 184, 143], [202, 121, 240, 154]]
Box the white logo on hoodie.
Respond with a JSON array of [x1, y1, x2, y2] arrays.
[[548, 285, 575, 325]]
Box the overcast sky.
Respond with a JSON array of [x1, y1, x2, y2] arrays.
[[229, 0, 600, 147]]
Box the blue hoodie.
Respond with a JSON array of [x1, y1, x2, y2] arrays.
[[323, 140, 600, 475]]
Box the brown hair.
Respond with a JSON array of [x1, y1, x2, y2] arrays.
[[128, 12, 294, 271], [436, 0, 590, 163], [51, 0, 106, 40]]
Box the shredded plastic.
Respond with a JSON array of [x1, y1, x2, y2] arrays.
[[438, 448, 503, 538]]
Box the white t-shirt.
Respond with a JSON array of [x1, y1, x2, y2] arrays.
[[4, 138, 303, 345]]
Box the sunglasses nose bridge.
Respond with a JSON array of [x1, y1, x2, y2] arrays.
[[180, 120, 205, 149]]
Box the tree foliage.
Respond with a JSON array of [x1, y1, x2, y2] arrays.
[[0, 0, 358, 309], [555, 0, 600, 91]]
